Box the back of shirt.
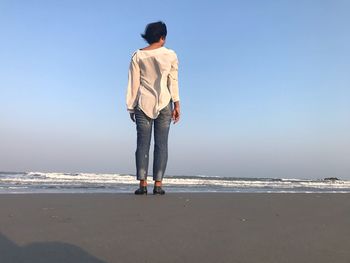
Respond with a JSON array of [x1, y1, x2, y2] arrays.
[[126, 46, 180, 119]]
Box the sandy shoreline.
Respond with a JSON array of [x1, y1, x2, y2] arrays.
[[0, 193, 349, 263]]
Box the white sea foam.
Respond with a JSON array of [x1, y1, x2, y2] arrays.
[[0, 172, 349, 193]]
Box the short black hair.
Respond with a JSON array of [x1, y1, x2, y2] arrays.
[[141, 21, 167, 44]]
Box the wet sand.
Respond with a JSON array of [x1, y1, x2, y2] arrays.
[[0, 193, 349, 263]]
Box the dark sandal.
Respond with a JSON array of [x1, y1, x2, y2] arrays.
[[153, 186, 165, 195], [134, 186, 147, 195]]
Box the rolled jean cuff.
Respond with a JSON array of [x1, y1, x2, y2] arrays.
[[136, 173, 147, 181], [153, 171, 164, 181]]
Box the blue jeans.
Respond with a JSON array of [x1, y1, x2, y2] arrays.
[[134, 102, 172, 181]]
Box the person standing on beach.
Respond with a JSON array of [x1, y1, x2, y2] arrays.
[[126, 21, 180, 195]]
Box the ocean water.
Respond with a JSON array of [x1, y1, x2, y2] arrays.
[[1, 171, 350, 193]]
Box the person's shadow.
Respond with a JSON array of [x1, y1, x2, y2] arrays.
[[0, 232, 107, 263]]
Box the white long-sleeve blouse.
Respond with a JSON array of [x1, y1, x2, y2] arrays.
[[126, 46, 180, 119]]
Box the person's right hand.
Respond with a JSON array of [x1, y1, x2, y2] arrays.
[[172, 103, 180, 124], [130, 113, 135, 122]]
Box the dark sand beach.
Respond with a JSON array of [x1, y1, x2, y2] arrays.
[[0, 193, 349, 263]]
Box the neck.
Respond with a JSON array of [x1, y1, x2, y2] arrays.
[[149, 42, 163, 49]]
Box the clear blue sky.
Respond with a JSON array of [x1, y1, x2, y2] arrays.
[[0, 0, 349, 179]]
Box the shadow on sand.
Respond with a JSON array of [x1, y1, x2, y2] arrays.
[[0, 232, 107, 263]]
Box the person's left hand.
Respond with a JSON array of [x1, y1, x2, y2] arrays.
[[130, 113, 135, 122]]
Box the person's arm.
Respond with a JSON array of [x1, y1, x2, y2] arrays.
[[126, 53, 140, 122], [168, 55, 180, 124]]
